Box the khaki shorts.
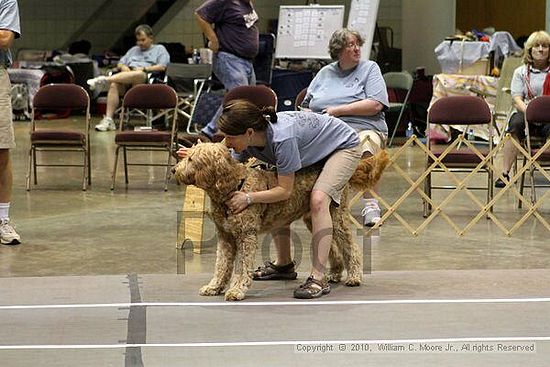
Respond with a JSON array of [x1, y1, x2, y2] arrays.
[[0, 68, 15, 149], [358, 129, 386, 156], [313, 144, 362, 205]]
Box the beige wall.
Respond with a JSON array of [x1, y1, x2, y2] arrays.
[[15, 0, 403, 59], [402, 0, 456, 74]]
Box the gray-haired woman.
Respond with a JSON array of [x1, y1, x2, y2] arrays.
[[301, 28, 389, 226]]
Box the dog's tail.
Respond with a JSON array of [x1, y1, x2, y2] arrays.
[[348, 150, 390, 191]]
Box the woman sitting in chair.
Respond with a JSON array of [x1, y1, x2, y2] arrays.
[[299, 28, 389, 226], [496, 30, 550, 187]]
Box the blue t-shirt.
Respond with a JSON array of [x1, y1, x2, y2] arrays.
[[302, 60, 389, 134], [238, 111, 359, 175], [119, 44, 170, 69], [0, 0, 21, 67]]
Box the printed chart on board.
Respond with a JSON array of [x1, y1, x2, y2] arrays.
[[347, 0, 380, 60], [275, 5, 345, 59]]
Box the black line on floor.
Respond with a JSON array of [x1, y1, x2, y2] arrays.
[[125, 273, 145, 367]]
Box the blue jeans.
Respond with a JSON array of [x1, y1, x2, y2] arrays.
[[201, 51, 256, 138]]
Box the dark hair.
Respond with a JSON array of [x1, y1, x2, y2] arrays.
[[218, 99, 277, 136], [135, 24, 154, 38]]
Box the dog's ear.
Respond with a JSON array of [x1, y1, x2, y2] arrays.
[[214, 156, 246, 194]]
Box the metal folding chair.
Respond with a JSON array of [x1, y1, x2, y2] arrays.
[[27, 84, 91, 191], [164, 63, 213, 134], [423, 96, 493, 217], [385, 71, 414, 147], [518, 95, 550, 206], [111, 84, 179, 191]]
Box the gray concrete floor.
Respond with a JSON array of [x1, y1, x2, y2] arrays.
[[1, 117, 550, 366]]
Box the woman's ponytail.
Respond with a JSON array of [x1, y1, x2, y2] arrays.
[[260, 105, 277, 124]]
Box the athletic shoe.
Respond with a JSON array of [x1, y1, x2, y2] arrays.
[[0, 219, 21, 246], [95, 116, 116, 131]]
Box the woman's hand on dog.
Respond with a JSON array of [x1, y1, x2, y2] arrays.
[[226, 191, 249, 214], [176, 148, 189, 159]]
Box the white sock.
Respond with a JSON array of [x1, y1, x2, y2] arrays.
[[363, 198, 379, 208], [0, 202, 9, 221]]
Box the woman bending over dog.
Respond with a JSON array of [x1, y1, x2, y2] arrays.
[[178, 101, 361, 299]]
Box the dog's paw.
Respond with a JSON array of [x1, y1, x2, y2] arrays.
[[344, 275, 362, 287], [199, 284, 223, 296], [224, 288, 246, 301], [326, 272, 342, 284]]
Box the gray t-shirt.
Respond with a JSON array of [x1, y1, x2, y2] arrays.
[[302, 60, 389, 134], [238, 111, 359, 175], [0, 0, 21, 67], [196, 0, 259, 60], [119, 44, 170, 69], [510, 64, 548, 101]]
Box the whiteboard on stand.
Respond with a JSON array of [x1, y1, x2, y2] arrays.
[[347, 0, 380, 61], [275, 5, 345, 59]]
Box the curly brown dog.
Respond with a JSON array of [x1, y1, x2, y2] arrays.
[[174, 142, 389, 301]]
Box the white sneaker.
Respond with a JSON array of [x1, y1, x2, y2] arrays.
[[86, 76, 108, 91], [95, 116, 116, 131], [362, 200, 381, 227], [0, 219, 21, 245]]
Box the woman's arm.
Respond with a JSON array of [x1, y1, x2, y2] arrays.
[[226, 173, 295, 214], [513, 95, 527, 114], [325, 99, 384, 117]]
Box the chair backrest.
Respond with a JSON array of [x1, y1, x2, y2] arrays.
[[122, 84, 178, 110], [295, 88, 308, 110], [493, 55, 522, 115], [428, 96, 491, 126], [223, 85, 277, 109], [383, 71, 413, 91], [33, 83, 89, 110], [253, 33, 276, 85], [525, 95, 550, 124]]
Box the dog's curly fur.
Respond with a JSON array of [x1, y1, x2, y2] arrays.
[[174, 142, 389, 301]]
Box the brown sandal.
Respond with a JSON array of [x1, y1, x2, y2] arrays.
[[293, 276, 330, 299], [252, 261, 297, 280]]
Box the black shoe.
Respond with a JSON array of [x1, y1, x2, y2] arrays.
[[495, 173, 510, 188]]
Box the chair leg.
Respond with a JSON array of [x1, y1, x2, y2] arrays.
[[33, 149, 37, 185], [163, 150, 172, 191], [87, 148, 92, 186], [26, 146, 33, 191], [529, 162, 536, 205], [123, 147, 129, 185], [388, 106, 407, 147], [423, 172, 432, 217], [82, 149, 87, 191], [486, 169, 494, 216], [518, 156, 526, 209], [111, 146, 121, 190]]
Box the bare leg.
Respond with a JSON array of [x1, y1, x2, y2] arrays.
[[105, 83, 123, 119], [0, 150, 12, 203], [272, 226, 292, 265], [106, 70, 146, 85], [310, 190, 332, 281], [502, 135, 520, 175]]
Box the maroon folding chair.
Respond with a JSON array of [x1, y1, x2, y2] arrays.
[[111, 84, 178, 191], [27, 83, 91, 191]]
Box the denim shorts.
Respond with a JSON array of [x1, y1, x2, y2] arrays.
[[213, 51, 256, 90]]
